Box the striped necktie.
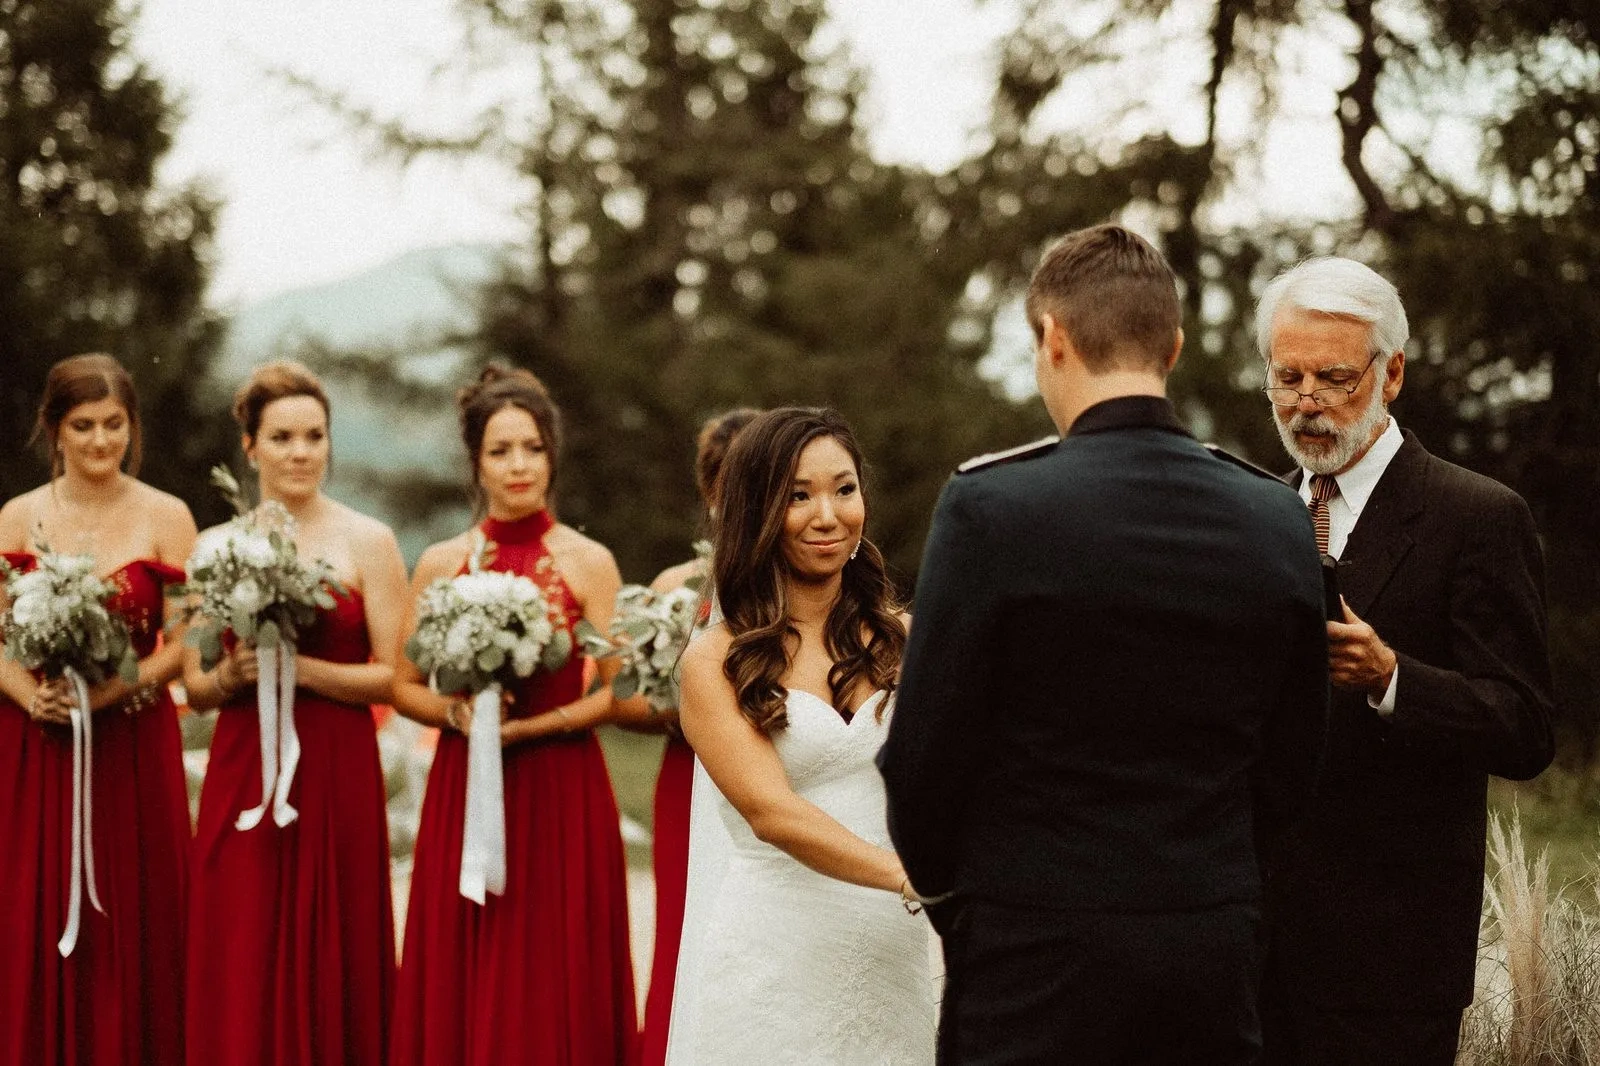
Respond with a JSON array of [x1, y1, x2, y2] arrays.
[[1308, 474, 1339, 556]]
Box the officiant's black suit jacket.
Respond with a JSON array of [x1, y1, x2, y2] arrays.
[[880, 395, 1330, 917], [1263, 431, 1554, 1015]]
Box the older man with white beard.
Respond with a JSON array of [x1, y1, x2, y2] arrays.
[[1254, 257, 1556, 1066]]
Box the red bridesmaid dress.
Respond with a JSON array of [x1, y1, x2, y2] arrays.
[[0, 555, 191, 1066], [185, 589, 395, 1066], [639, 735, 693, 1066], [389, 510, 637, 1066]]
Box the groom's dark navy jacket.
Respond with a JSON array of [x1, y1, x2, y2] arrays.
[[880, 396, 1329, 912]]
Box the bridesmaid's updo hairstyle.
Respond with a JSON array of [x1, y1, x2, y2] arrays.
[[456, 363, 562, 509], [713, 407, 905, 734], [232, 360, 331, 443], [33, 353, 143, 477], [694, 407, 761, 506]]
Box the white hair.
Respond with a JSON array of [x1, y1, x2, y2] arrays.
[[1255, 256, 1410, 361]]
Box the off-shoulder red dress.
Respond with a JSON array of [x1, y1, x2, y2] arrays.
[[185, 588, 395, 1066], [0, 555, 191, 1066], [389, 510, 637, 1066]]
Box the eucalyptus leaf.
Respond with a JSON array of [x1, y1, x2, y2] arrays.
[[477, 646, 505, 673], [117, 649, 140, 685], [257, 619, 281, 648], [612, 671, 640, 700], [542, 628, 572, 671]]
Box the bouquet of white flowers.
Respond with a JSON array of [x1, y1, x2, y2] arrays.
[[0, 549, 141, 957], [181, 470, 343, 670], [607, 583, 703, 714], [0, 550, 139, 686], [406, 535, 580, 904], [181, 466, 346, 832], [406, 567, 574, 696]]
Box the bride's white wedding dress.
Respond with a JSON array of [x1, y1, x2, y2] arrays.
[[667, 689, 938, 1064]]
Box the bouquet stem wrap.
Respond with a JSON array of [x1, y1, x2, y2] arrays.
[[58, 666, 106, 957], [459, 683, 506, 904], [235, 642, 300, 831]]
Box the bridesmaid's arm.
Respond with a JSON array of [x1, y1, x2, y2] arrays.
[[0, 500, 43, 711], [295, 523, 408, 706], [677, 630, 906, 895], [391, 538, 473, 733], [87, 493, 198, 712], [502, 535, 624, 746]]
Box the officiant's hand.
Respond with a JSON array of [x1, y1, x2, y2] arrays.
[[1328, 598, 1397, 700], [27, 677, 75, 725]]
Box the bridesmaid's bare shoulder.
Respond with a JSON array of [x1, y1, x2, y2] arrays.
[[546, 522, 620, 586], [0, 487, 45, 551], [412, 532, 475, 587], [138, 482, 198, 566]]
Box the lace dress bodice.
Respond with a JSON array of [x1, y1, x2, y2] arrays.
[[671, 690, 937, 1065]]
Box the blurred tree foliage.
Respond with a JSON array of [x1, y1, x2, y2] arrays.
[[320, 0, 1595, 746], [321, 0, 1059, 587], [975, 0, 1599, 752], [0, 0, 230, 521]]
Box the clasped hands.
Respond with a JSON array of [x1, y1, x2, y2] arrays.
[[1327, 597, 1397, 701], [27, 672, 151, 724], [444, 691, 579, 747]]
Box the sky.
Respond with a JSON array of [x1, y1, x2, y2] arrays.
[[134, 0, 1021, 307]]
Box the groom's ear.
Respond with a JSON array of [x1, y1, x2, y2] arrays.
[[1040, 313, 1072, 367]]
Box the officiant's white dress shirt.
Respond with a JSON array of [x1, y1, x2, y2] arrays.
[[1295, 416, 1405, 714]]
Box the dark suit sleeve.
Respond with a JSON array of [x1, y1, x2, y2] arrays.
[[878, 477, 997, 898], [1388, 490, 1554, 780], [1254, 593, 1329, 869]]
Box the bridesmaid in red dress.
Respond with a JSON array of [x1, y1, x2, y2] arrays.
[[621, 407, 759, 1066], [389, 364, 636, 1066], [183, 361, 409, 1066], [0, 354, 197, 1066]]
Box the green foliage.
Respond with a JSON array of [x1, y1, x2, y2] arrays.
[[0, 0, 230, 520]]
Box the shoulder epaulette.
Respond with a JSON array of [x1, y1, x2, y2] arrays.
[[957, 436, 1059, 475], [1203, 443, 1278, 480]]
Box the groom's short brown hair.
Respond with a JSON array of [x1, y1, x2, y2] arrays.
[[1025, 224, 1181, 375]]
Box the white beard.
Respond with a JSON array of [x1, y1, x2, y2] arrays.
[[1275, 388, 1390, 476]]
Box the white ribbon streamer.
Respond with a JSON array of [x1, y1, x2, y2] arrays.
[[57, 666, 105, 957], [235, 642, 300, 831], [458, 683, 506, 904]]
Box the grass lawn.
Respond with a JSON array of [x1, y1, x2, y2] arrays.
[[598, 725, 668, 867]]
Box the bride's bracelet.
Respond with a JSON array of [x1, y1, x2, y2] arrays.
[[898, 877, 953, 916]]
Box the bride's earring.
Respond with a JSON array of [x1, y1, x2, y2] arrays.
[[850, 540, 860, 561]]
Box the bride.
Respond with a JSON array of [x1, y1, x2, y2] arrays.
[[667, 407, 937, 1064]]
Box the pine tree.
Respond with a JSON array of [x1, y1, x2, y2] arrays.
[[0, 0, 229, 515]]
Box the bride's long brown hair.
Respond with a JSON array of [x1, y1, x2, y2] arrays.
[[713, 408, 905, 733]]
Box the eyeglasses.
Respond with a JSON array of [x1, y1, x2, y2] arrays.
[[1261, 351, 1381, 408]]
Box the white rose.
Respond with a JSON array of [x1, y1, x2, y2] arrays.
[[10, 590, 46, 627], [453, 573, 504, 607], [230, 577, 268, 615], [238, 533, 277, 569], [10, 570, 49, 599], [444, 618, 475, 662], [511, 638, 541, 677]]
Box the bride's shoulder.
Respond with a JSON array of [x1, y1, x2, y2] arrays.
[[682, 623, 732, 672]]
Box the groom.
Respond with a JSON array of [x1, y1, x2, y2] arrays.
[[880, 224, 1330, 1063]]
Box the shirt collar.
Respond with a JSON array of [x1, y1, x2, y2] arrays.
[[1067, 395, 1189, 438], [1297, 416, 1404, 516]]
